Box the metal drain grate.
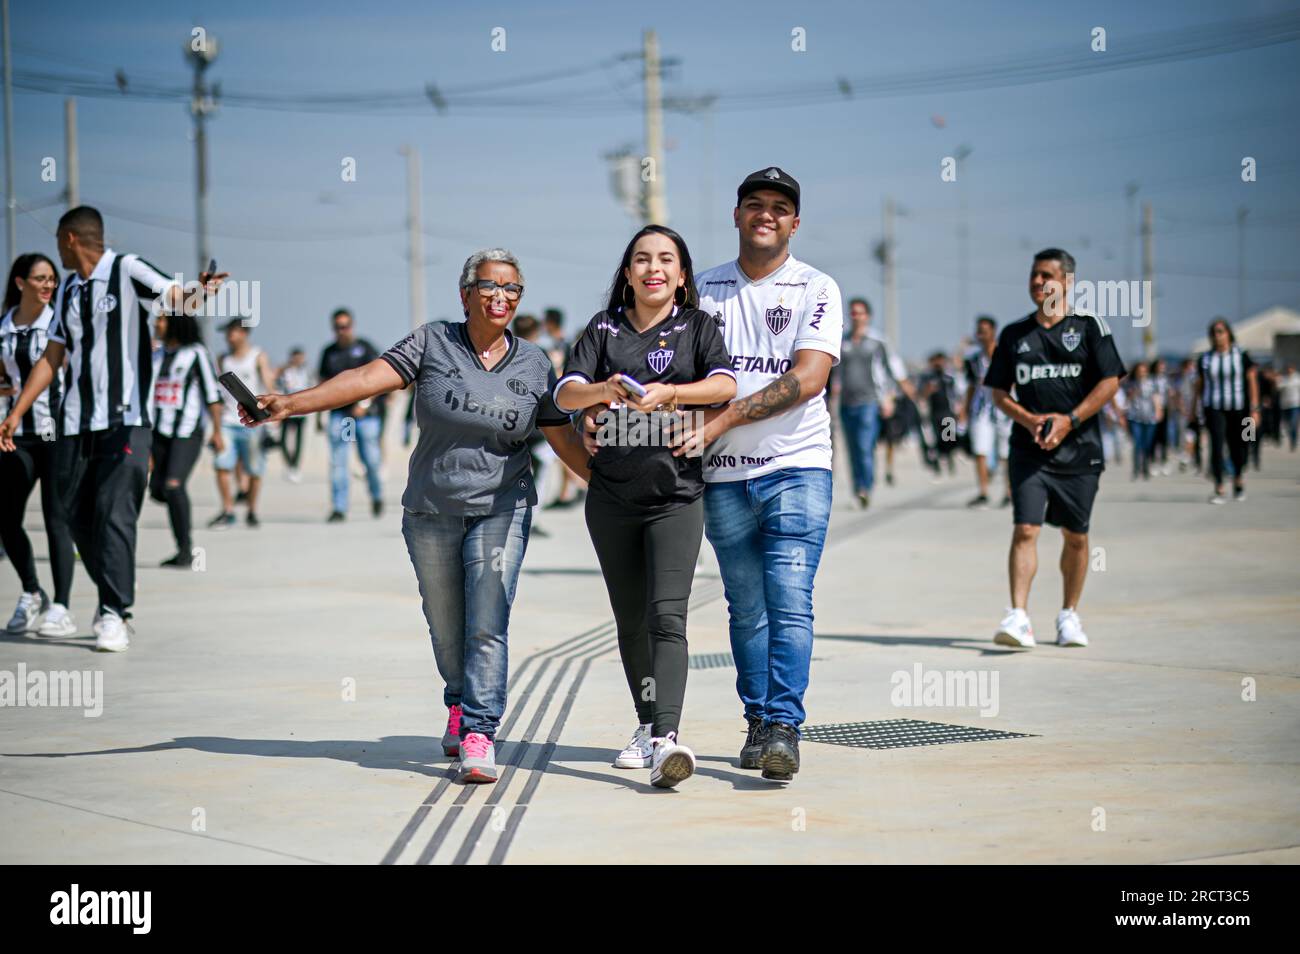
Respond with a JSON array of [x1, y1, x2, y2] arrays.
[[689, 652, 734, 670], [802, 718, 1033, 749]]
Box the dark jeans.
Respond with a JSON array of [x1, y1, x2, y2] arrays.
[[585, 492, 704, 738], [1204, 408, 1250, 487], [1128, 420, 1156, 478], [54, 426, 152, 618], [0, 436, 75, 605], [149, 431, 205, 554]]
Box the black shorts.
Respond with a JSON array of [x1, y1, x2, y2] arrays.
[[1009, 460, 1100, 534]]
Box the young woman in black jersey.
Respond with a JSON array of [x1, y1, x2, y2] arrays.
[[555, 225, 735, 788]]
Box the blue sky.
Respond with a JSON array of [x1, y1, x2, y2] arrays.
[[9, 0, 1300, 364]]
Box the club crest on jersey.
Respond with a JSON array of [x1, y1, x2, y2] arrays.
[[765, 305, 792, 336], [1062, 326, 1081, 352], [647, 348, 674, 375], [95, 295, 118, 313]]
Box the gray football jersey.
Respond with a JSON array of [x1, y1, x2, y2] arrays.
[[381, 321, 569, 515]]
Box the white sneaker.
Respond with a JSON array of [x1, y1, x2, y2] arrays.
[[6, 590, 48, 633], [993, 607, 1035, 647], [37, 603, 77, 637], [287, 468, 302, 484], [649, 732, 696, 789], [94, 611, 131, 652], [1209, 492, 1226, 505], [1056, 608, 1088, 647], [613, 722, 655, 769]]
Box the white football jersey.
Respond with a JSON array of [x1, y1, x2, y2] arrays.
[[695, 254, 843, 482]]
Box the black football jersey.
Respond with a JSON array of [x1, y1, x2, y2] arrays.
[[985, 312, 1126, 473]]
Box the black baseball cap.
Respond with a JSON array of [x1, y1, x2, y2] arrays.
[[737, 166, 800, 213]]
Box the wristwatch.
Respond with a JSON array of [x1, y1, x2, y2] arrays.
[[1068, 412, 1080, 430]]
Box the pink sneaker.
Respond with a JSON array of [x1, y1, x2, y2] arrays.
[[442, 704, 462, 757], [458, 732, 497, 784]]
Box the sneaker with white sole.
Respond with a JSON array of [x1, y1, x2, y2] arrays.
[[94, 610, 131, 652], [6, 590, 48, 633], [1056, 608, 1088, 647], [649, 732, 695, 788], [993, 607, 1035, 647], [458, 732, 497, 783], [37, 603, 76, 637], [613, 722, 655, 769]]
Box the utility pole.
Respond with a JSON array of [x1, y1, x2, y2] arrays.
[[399, 145, 426, 332], [1141, 201, 1157, 361], [185, 29, 219, 282], [954, 145, 972, 322], [64, 99, 79, 209], [3, 0, 15, 264], [1237, 205, 1248, 323], [883, 196, 899, 354], [642, 29, 668, 225], [1124, 182, 1139, 278]]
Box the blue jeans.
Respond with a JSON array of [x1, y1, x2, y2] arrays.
[[1128, 420, 1156, 476], [328, 410, 382, 514], [703, 468, 833, 729], [839, 402, 880, 494], [401, 506, 531, 740]]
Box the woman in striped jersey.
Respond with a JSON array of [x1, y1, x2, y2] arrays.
[[0, 253, 77, 636], [149, 313, 225, 567], [1198, 318, 1260, 504]]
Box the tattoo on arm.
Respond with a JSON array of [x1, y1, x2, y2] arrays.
[[733, 372, 802, 422]]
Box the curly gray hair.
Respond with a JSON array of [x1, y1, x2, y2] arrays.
[[459, 247, 523, 291]]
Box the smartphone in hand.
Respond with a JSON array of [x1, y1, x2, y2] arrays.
[[1038, 417, 1054, 442], [219, 372, 270, 422]]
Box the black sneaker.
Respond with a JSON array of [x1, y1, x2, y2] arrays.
[[208, 511, 236, 530], [966, 493, 990, 510], [739, 716, 768, 769], [856, 491, 870, 509], [1000, 494, 1012, 508], [159, 553, 190, 569], [327, 511, 346, 523], [246, 512, 260, 528], [759, 723, 800, 782], [372, 499, 384, 518]]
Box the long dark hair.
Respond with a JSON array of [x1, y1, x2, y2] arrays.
[[1207, 317, 1236, 349], [4, 253, 59, 314], [165, 313, 203, 347], [604, 225, 699, 315]]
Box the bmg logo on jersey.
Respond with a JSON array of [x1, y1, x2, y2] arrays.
[[444, 387, 520, 429]]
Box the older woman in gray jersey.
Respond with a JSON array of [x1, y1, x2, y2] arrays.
[[241, 249, 591, 783]]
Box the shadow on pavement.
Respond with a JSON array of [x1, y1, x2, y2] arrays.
[[3, 735, 449, 778]]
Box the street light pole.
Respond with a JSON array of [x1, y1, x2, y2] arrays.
[[185, 29, 219, 281]]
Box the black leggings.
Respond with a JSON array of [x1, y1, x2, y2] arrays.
[[1204, 407, 1250, 487], [585, 493, 703, 738], [0, 437, 75, 604], [149, 431, 205, 553], [281, 417, 305, 469]]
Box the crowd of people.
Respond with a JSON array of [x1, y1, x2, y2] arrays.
[[0, 173, 1289, 792]]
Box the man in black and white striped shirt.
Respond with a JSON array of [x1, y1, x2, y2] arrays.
[[1197, 317, 1260, 503], [0, 206, 227, 651]]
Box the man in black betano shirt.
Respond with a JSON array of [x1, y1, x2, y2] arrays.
[[984, 248, 1125, 649]]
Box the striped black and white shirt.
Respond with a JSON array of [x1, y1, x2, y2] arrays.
[[48, 248, 179, 435], [0, 305, 64, 439], [151, 343, 220, 439], [1199, 347, 1255, 412]]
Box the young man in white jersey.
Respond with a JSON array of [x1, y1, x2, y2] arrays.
[[212, 319, 275, 528], [682, 167, 843, 782]]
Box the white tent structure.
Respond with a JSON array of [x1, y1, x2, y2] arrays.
[[1189, 306, 1300, 355]]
